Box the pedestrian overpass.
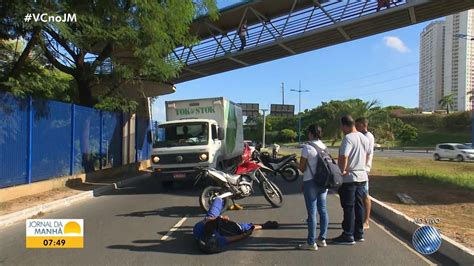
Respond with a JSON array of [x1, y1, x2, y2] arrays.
[[100, 0, 474, 93], [168, 0, 474, 84]]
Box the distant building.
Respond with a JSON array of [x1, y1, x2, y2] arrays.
[[419, 9, 474, 112], [443, 10, 474, 112], [419, 21, 445, 112]]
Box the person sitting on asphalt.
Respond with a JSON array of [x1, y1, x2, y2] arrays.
[[193, 198, 279, 253]]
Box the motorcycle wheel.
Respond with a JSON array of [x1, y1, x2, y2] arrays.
[[261, 180, 283, 208], [199, 186, 231, 212], [280, 164, 299, 182]]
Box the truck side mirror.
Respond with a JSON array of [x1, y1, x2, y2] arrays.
[[218, 127, 225, 140]]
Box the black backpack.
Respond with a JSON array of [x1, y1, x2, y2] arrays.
[[306, 142, 343, 189]]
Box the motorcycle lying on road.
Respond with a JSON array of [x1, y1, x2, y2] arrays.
[[252, 150, 300, 182], [194, 155, 283, 212]]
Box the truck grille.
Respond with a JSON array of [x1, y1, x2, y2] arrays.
[[157, 153, 208, 164]]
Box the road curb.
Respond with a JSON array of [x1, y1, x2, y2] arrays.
[[371, 197, 474, 265], [0, 173, 150, 230]]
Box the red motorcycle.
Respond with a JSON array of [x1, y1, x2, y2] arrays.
[[195, 145, 283, 211]]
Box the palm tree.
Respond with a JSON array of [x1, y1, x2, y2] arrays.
[[438, 94, 455, 114]]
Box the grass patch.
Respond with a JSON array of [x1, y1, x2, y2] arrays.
[[371, 157, 474, 190], [280, 150, 474, 190], [407, 131, 470, 147]]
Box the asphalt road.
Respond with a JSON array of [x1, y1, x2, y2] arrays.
[[0, 177, 433, 266], [281, 147, 434, 159]]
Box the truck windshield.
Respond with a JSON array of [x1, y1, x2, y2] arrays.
[[154, 122, 209, 147]]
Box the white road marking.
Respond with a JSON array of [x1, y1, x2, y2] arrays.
[[160, 215, 189, 241]]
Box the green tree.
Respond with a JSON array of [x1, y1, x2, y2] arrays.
[[438, 94, 455, 114], [1, 0, 218, 112], [396, 124, 418, 144], [302, 99, 379, 142], [279, 129, 297, 143], [373, 123, 395, 147], [1, 39, 74, 102]]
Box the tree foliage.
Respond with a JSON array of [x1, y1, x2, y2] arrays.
[[396, 123, 418, 144], [1, 0, 218, 111], [1, 39, 74, 102], [243, 98, 421, 146], [438, 94, 455, 114], [279, 129, 297, 143]]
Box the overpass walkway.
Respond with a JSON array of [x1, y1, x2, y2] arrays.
[[170, 0, 474, 83]]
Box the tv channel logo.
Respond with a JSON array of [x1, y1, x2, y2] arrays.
[[412, 225, 442, 255], [26, 219, 84, 248]]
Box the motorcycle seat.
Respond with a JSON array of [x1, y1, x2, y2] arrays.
[[212, 170, 240, 185]]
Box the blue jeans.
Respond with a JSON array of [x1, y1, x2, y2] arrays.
[[303, 180, 329, 245], [338, 182, 366, 239]]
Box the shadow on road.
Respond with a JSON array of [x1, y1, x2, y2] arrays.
[[278, 223, 341, 230], [117, 206, 203, 218], [97, 178, 201, 197], [116, 203, 277, 218], [106, 230, 301, 254], [108, 229, 203, 255], [107, 224, 344, 254]]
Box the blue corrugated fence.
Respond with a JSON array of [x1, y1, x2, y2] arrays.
[[0, 91, 150, 188]]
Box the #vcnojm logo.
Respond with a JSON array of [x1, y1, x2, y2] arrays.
[[26, 219, 84, 248]]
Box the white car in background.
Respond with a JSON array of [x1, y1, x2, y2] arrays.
[[434, 143, 474, 162]]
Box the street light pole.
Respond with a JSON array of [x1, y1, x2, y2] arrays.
[[261, 108, 268, 148], [291, 80, 310, 144], [454, 34, 474, 148], [281, 82, 285, 105]]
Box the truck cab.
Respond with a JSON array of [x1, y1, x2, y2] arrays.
[[151, 97, 243, 187]]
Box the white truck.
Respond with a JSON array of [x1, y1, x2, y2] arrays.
[[151, 97, 244, 186]]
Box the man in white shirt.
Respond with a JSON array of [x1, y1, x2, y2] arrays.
[[331, 115, 371, 245], [356, 117, 375, 230]]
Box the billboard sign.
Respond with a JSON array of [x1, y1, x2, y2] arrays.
[[238, 103, 259, 117], [270, 104, 295, 117]]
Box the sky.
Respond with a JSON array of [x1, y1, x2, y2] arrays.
[[152, 2, 441, 122]]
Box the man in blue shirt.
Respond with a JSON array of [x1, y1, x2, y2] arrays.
[[193, 198, 278, 253]]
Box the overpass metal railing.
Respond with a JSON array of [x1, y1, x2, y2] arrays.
[[0, 91, 151, 189], [173, 0, 407, 66]]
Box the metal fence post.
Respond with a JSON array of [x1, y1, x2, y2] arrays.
[[127, 113, 131, 165], [99, 110, 103, 170], [135, 115, 139, 163], [70, 104, 75, 175], [26, 96, 32, 184], [120, 112, 123, 166]]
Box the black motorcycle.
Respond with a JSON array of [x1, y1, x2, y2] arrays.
[[252, 150, 300, 182]]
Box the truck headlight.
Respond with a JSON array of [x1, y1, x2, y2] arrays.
[[152, 155, 160, 163], [199, 153, 208, 161]]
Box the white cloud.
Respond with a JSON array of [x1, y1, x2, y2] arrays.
[[383, 36, 410, 53]]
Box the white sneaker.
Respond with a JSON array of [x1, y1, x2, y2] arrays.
[[297, 243, 318, 250], [316, 239, 327, 247]]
